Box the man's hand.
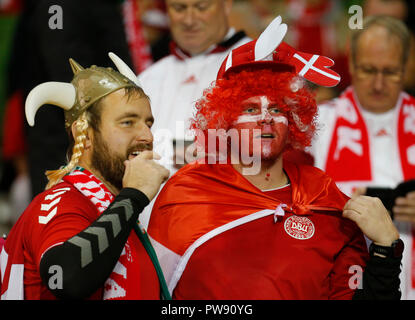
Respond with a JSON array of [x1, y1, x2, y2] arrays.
[[343, 195, 399, 246], [122, 151, 170, 201], [393, 191, 415, 224]]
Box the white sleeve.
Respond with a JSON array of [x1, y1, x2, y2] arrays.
[[311, 100, 337, 170]]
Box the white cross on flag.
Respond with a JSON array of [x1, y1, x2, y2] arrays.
[[272, 42, 341, 87], [291, 51, 341, 87]]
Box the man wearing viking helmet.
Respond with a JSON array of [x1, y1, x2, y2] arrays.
[[0, 53, 170, 300], [148, 16, 403, 299]]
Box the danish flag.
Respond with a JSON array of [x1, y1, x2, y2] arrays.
[[276, 42, 341, 87]]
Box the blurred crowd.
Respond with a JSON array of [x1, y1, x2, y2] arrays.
[[0, 0, 414, 235]]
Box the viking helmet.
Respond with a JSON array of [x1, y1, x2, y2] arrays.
[[25, 52, 142, 128]]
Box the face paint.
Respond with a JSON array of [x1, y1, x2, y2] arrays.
[[230, 95, 289, 162], [234, 96, 288, 125]]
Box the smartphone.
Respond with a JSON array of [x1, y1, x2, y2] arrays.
[[365, 179, 415, 215]]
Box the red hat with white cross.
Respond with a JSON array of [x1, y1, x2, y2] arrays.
[[216, 16, 341, 87]]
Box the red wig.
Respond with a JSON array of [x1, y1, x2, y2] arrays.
[[190, 66, 318, 153]]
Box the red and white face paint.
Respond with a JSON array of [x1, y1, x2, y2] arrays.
[[234, 96, 288, 126], [230, 95, 289, 161]]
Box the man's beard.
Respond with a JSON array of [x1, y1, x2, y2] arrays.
[[91, 131, 152, 191]]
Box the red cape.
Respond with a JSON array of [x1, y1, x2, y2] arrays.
[[149, 160, 350, 256]]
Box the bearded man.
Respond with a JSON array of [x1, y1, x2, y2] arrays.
[[0, 53, 169, 300], [147, 17, 403, 300]]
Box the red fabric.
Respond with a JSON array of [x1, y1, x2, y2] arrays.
[[283, 149, 314, 166], [262, 184, 292, 202], [413, 227, 415, 289], [122, 0, 152, 73], [398, 99, 415, 180], [0, 0, 21, 14], [2, 90, 27, 160], [1, 170, 159, 299], [287, 0, 333, 56], [148, 160, 368, 299], [325, 87, 415, 182], [325, 88, 371, 182], [150, 160, 351, 255]]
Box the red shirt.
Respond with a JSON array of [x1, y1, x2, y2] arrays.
[[174, 185, 367, 299], [2, 182, 159, 300]]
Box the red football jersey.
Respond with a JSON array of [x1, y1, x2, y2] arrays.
[[1, 181, 159, 300], [174, 185, 367, 299]]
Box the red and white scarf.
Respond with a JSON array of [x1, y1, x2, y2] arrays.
[[324, 87, 415, 192], [63, 167, 142, 300], [324, 87, 415, 290], [122, 0, 152, 73]]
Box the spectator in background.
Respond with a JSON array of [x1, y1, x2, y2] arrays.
[[311, 15, 415, 299], [138, 0, 251, 228], [363, 0, 415, 95]]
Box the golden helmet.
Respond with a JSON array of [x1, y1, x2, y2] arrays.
[[25, 52, 141, 128]]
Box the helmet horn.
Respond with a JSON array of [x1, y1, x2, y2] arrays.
[[108, 52, 142, 86], [69, 58, 85, 75], [25, 82, 76, 126]]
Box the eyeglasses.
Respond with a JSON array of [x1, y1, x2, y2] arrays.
[[354, 65, 404, 83]]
